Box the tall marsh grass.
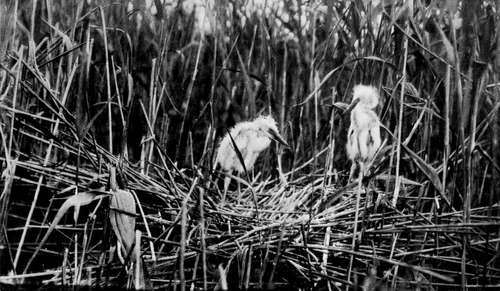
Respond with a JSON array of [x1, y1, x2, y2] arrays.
[[1, 0, 500, 289]]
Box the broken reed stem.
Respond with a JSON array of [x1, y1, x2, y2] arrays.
[[73, 233, 78, 286], [443, 65, 451, 198], [62, 248, 69, 286], [110, 56, 126, 128], [29, 0, 37, 44], [321, 226, 331, 279], [278, 41, 288, 184], [199, 179, 208, 290], [325, 87, 336, 186], [132, 190, 156, 261], [134, 230, 144, 290], [76, 219, 89, 284], [146, 58, 157, 175], [7, 47, 22, 156], [310, 9, 318, 173]]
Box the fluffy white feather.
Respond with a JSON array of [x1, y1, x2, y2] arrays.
[[352, 84, 379, 109]]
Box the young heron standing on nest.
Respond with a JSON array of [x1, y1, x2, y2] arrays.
[[215, 115, 289, 205], [346, 84, 382, 182], [345, 84, 382, 283]]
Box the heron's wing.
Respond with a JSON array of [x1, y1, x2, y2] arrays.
[[215, 125, 254, 173], [346, 126, 359, 161], [230, 129, 249, 163], [352, 109, 379, 129], [368, 124, 381, 148], [354, 121, 381, 163], [367, 124, 381, 160], [215, 136, 229, 167]]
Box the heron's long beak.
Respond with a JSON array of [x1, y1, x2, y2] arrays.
[[332, 102, 350, 111], [344, 98, 361, 113], [267, 129, 289, 148]]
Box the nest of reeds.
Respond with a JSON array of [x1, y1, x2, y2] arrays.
[[2, 123, 500, 289]]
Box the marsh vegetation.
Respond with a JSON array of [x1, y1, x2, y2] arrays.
[[1, 0, 500, 289]]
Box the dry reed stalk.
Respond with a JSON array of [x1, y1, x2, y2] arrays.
[[99, 7, 113, 154], [392, 15, 410, 207], [442, 65, 451, 198], [176, 32, 204, 162], [132, 190, 156, 261], [180, 177, 199, 291]]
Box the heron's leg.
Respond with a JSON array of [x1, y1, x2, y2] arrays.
[[222, 176, 231, 206], [348, 161, 357, 183], [356, 161, 367, 240], [359, 161, 366, 182], [117, 240, 125, 265], [361, 160, 374, 205]]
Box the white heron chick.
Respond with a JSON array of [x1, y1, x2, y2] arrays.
[[215, 115, 288, 204], [346, 84, 382, 180]]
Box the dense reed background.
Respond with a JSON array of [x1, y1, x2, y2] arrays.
[[2, 0, 500, 289]]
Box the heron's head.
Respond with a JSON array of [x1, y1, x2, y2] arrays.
[[253, 115, 289, 147], [352, 84, 379, 109]]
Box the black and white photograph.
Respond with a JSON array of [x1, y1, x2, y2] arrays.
[[0, 0, 499, 290]]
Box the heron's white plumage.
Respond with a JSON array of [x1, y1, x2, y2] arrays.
[[214, 115, 287, 205], [347, 85, 381, 171], [215, 115, 283, 174], [352, 84, 379, 109]]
